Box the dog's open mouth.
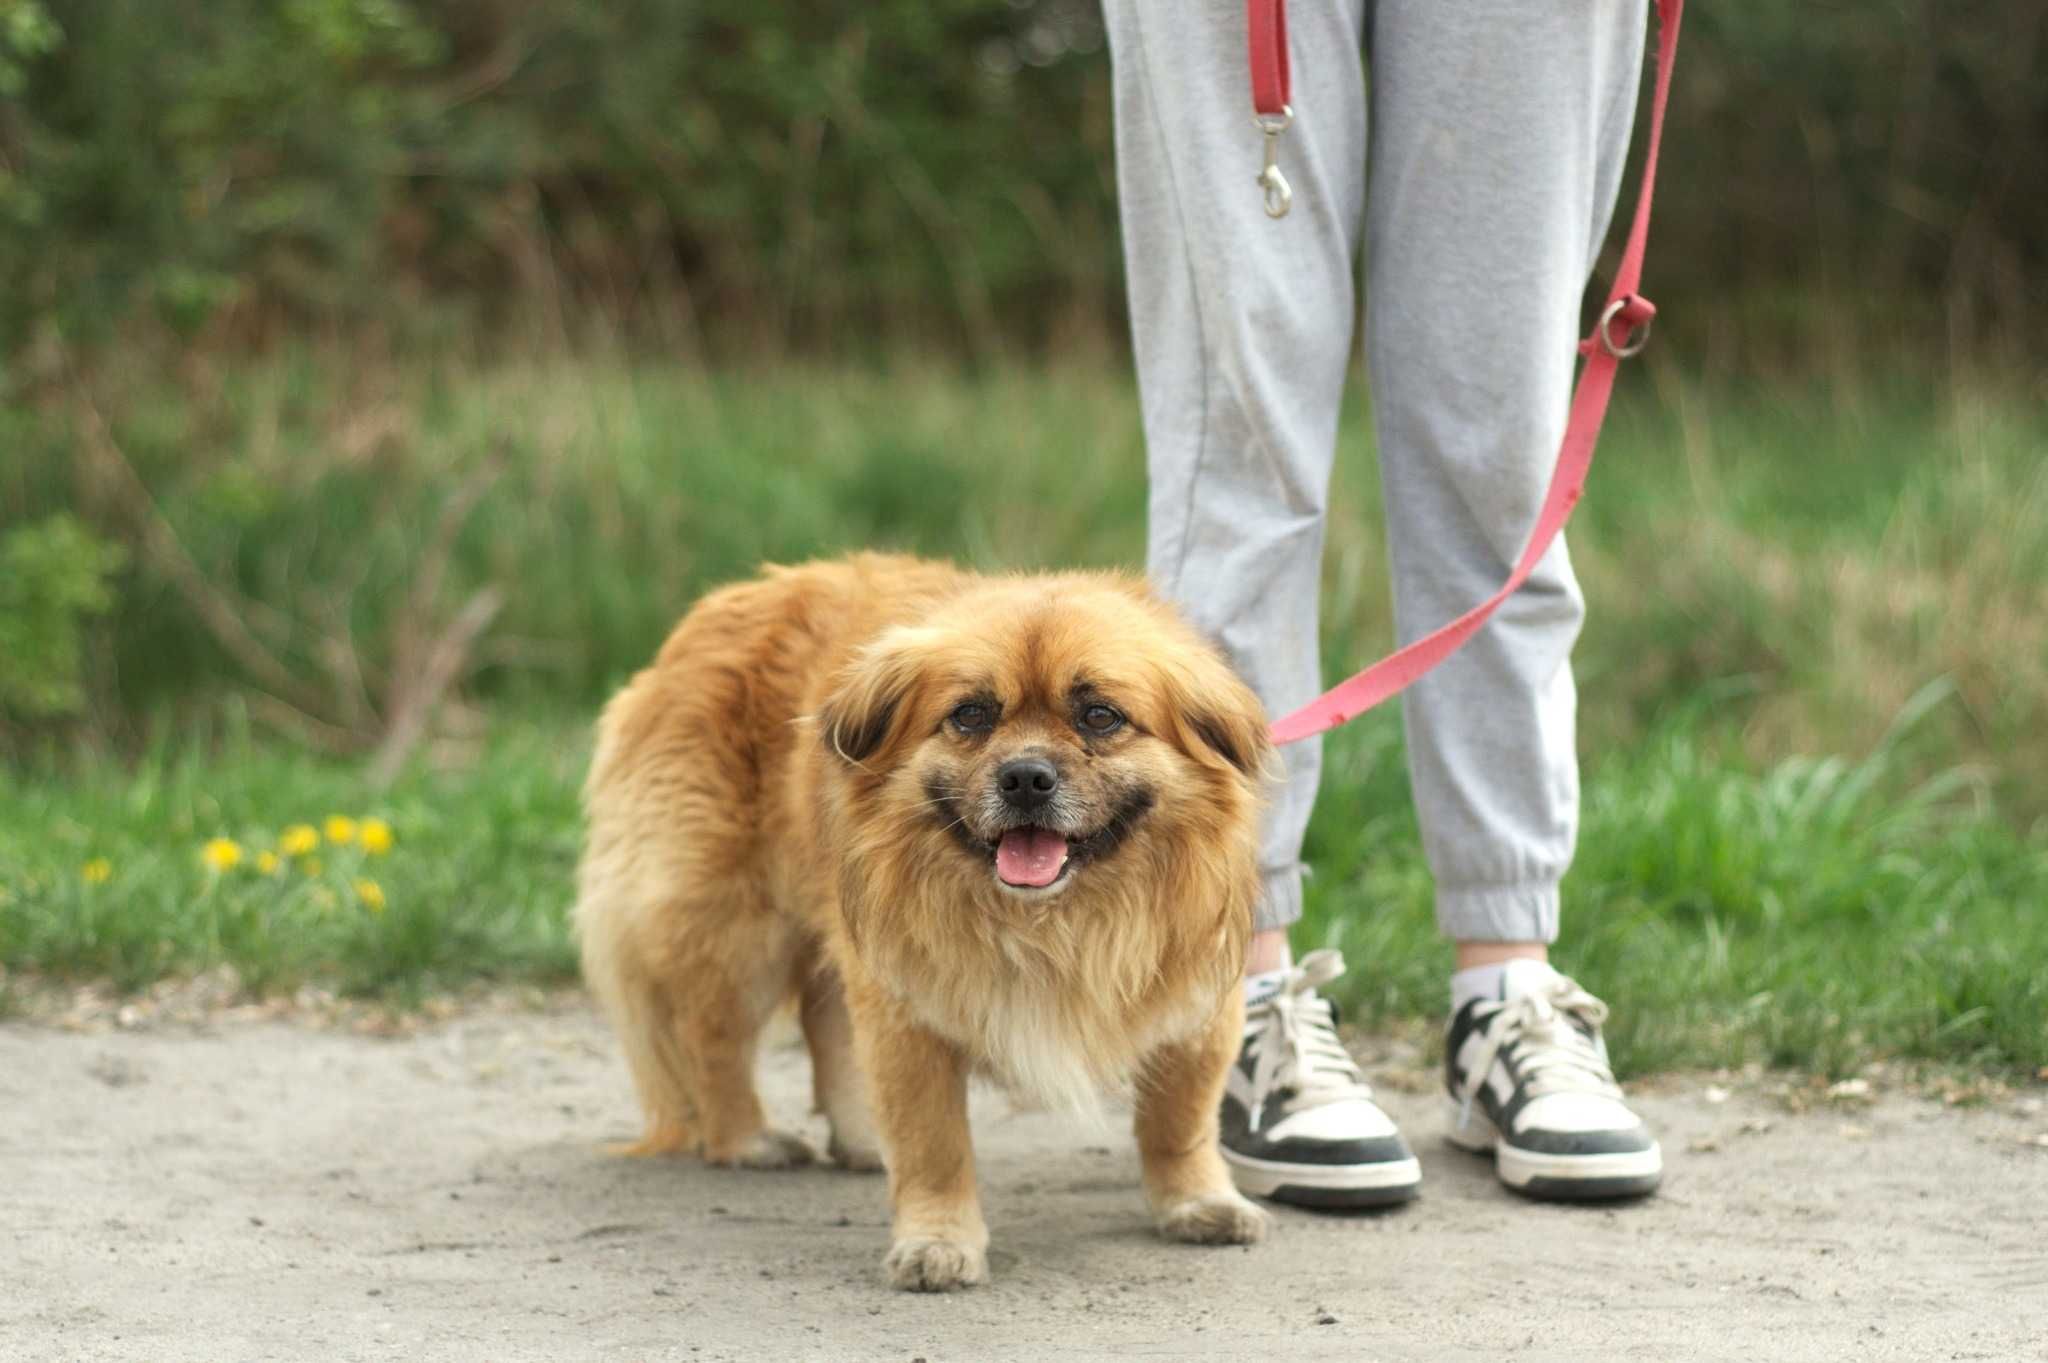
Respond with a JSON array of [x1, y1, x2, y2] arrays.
[[928, 780, 1156, 894], [993, 826, 1070, 889]]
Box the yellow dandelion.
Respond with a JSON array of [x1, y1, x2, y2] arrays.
[[302, 856, 323, 877], [256, 850, 281, 875], [279, 824, 320, 857], [354, 878, 386, 914], [359, 818, 394, 855], [324, 815, 358, 846], [82, 858, 113, 885], [201, 837, 244, 872]]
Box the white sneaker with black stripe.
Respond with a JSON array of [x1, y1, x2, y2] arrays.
[[1219, 950, 1423, 1209], [1444, 960, 1662, 1200]]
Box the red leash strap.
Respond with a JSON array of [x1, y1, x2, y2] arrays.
[[1268, 0, 1685, 746], [1247, 0, 1295, 217], [1247, 0, 1289, 115]]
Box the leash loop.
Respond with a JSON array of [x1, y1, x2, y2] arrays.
[[1255, 107, 1294, 219], [1265, 0, 1686, 746]]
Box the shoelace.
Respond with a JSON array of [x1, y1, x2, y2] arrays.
[[1244, 948, 1375, 1132], [1455, 975, 1621, 1132]]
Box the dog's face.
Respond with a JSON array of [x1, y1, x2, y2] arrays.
[[817, 576, 1272, 911]]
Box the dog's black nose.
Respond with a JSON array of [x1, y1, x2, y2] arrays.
[[996, 757, 1059, 813]]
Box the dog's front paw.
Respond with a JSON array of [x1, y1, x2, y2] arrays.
[[884, 1235, 989, 1291], [1156, 1190, 1271, 1246], [706, 1127, 817, 1170]]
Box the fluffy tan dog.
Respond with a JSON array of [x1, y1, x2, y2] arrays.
[[574, 554, 1275, 1290]]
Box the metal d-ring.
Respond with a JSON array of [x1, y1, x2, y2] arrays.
[[1597, 297, 1653, 358]]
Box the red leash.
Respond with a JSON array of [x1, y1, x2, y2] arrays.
[[1253, 0, 1686, 746], [1247, 0, 1293, 216]]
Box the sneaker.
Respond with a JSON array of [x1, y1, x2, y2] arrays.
[[1444, 960, 1662, 1200], [1220, 949, 1422, 1209]]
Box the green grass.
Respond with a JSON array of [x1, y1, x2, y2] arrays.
[[4, 349, 2046, 1076], [5, 692, 2043, 1077], [0, 712, 583, 1000], [1301, 686, 2048, 1077]]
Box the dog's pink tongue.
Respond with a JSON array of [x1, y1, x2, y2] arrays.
[[995, 828, 1069, 887]]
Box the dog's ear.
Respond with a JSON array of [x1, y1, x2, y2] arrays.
[[816, 627, 935, 767], [1162, 652, 1276, 782]]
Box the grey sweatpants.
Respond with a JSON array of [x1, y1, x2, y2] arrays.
[[1106, 0, 1646, 941]]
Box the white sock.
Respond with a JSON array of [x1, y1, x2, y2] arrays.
[[1245, 968, 1288, 1006], [1451, 958, 1562, 1011]]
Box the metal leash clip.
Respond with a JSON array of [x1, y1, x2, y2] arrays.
[[1254, 105, 1293, 219]]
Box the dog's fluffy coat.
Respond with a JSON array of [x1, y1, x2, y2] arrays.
[[575, 554, 1275, 1289]]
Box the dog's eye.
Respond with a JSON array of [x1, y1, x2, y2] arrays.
[[1079, 703, 1125, 735], [949, 701, 996, 734]]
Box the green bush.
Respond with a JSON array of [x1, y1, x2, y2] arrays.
[[0, 1, 2040, 366], [0, 513, 125, 721], [1, 0, 1114, 365]]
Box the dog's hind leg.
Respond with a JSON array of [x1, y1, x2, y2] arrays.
[[579, 879, 808, 1165], [799, 962, 882, 1171], [662, 906, 817, 1169], [578, 903, 708, 1156], [604, 979, 704, 1157]]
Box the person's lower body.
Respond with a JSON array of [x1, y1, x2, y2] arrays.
[[1105, 0, 1660, 1203]]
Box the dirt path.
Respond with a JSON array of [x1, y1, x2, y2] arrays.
[[4, 1005, 2045, 1362]]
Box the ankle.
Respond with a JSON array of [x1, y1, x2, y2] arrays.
[[1450, 941, 1550, 1012], [1243, 929, 1292, 977], [1452, 941, 1548, 972], [1449, 953, 1561, 1012]]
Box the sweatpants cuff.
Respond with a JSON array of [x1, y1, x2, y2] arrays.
[[1437, 882, 1561, 944], [1252, 864, 1305, 933]]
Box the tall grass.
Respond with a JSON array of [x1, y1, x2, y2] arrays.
[[3, 351, 2044, 1074], [1300, 684, 2048, 1075], [5, 692, 2041, 1076], [9, 351, 2043, 824]]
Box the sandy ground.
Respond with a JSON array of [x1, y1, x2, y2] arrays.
[[4, 1004, 2046, 1363]]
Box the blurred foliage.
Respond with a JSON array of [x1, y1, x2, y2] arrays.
[[4, 356, 2044, 829], [0, 0, 2041, 372], [0, 513, 125, 722], [0, 0, 1116, 370]]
